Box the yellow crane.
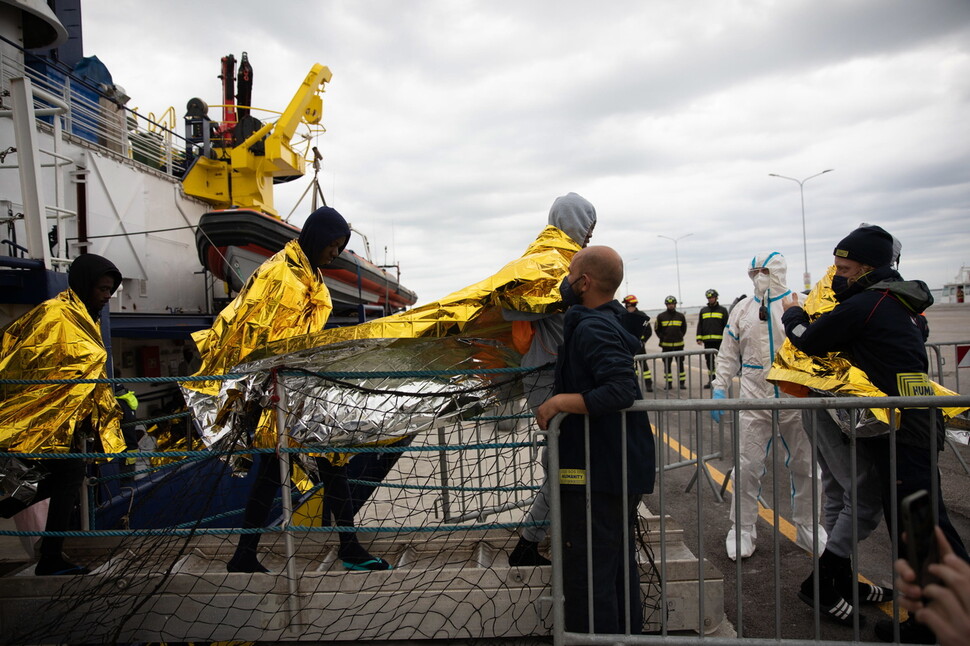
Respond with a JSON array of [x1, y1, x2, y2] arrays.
[[181, 62, 332, 217]]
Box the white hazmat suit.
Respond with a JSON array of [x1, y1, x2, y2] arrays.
[[712, 252, 825, 560]]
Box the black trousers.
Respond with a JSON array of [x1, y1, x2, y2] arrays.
[[661, 346, 685, 384], [324, 434, 414, 520], [28, 458, 85, 557], [236, 453, 364, 559], [861, 431, 969, 563], [701, 340, 721, 378], [561, 488, 642, 634]]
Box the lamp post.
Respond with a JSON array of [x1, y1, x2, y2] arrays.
[[768, 169, 834, 290], [658, 233, 693, 304]]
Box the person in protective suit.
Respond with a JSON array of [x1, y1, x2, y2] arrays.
[[695, 289, 727, 388], [711, 252, 824, 560], [655, 296, 687, 389], [505, 192, 596, 567], [1, 253, 125, 575], [620, 294, 653, 392]]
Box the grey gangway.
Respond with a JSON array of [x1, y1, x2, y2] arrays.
[[0, 370, 715, 644]]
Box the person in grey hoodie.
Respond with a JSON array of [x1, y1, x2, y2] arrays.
[[504, 192, 596, 566]]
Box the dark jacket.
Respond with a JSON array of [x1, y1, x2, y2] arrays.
[[655, 309, 687, 347], [782, 266, 939, 447], [556, 300, 655, 495], [696, 304, 728, 343], [620, 308, 651, 348]]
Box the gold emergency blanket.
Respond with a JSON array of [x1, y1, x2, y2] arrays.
[[254, 224, 578, 358], [186, 225, 577, 443], [186, 239, 333, 398], [767, 266, 966, 431], [0, 290, 124, 455]]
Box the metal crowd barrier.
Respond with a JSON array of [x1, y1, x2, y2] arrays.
[[925, 340, 970, 475], [637, 350, 730, 502], [545, 393, 970, 646], [926, 340, 970, 395]]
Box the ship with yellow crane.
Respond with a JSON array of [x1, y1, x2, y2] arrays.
[[182, 53, 417, 316], [0, 1, 417, 387]]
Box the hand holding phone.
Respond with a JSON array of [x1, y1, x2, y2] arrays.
[[901, 489, 942, 588]]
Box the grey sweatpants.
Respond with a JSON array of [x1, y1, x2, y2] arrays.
[[803, 409, 883, 558]]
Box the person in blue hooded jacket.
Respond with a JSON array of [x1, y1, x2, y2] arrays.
[[536, 245, 655, 635]]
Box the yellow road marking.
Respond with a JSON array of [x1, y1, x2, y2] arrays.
[[660, 427, 899, 617], [661, 430, 799, 538]]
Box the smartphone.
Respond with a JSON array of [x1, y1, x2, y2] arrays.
[[901, 489, 941, 587]]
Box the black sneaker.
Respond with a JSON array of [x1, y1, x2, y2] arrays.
[[509, 537, 551, 566], [874, 616, 936, 644], [35, 558, 91, 576], [855, 581, 891, 604], [797, 590, 858, 627]]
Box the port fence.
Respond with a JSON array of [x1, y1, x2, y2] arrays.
[[925, 340, 970, 476], [926, 340, 970, 396], [545, 393, 970, 645], [637, 349, 730, 503], [2, 368, 969, 644]]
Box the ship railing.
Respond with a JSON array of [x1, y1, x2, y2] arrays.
[[0, 40, 188, 178], [545, 393, 970, 645]]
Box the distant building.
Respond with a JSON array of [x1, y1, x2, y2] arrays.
[[941, 265, 970, 304]]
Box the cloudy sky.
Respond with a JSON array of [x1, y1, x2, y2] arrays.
[[83, 0, 970, 311]]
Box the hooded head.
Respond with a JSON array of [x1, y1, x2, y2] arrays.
[[548, 192, 597, 248], [833, 224, 895, 269], [68, 253, 122, 320], [298, 206, 352, 271], [747, 252, 790, 301]]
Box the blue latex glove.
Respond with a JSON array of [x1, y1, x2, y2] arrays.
[[710, 388, 726, 423]]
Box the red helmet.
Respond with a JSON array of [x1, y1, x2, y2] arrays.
[[622, 295, 638, 305]]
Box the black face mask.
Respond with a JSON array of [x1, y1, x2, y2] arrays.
[[831, 275, 857, 302], [559, 275, 583, 309]]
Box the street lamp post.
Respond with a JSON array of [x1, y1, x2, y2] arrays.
[[658, 233, 693, 304], [768, 169, 834, 290]]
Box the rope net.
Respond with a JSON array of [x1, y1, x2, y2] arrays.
[[2, 361, 662, 645]]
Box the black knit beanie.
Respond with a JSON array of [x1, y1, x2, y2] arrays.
[[833, 225, 894, 268]]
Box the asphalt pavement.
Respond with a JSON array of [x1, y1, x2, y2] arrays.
[[648, 302, 970, 642]]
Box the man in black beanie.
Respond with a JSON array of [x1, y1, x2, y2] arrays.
[[781, 224, 968, 643]]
